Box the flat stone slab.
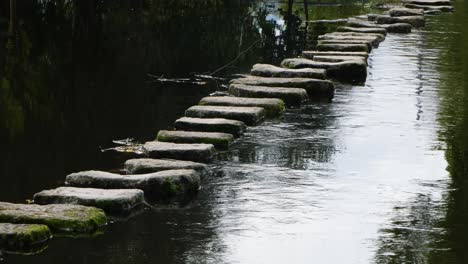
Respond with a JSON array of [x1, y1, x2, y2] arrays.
[[347, 19, 412, 33], [0, 202, 107, 233], [281, 58, 367, 84], [317, 40, 373, 50], [66, 170, 200, 200], [143, 141, 215, 162], [229, 84, 310, 106], [317, 43, 369, 52], [374, 14, 425, 27], [124, 158, 208, 175], [231, 76, 334, 98], [302, 51, 369, 59], [337, 26, 387, 35], [157, 130, 233, 150], [403, 0, 452, 6], [0, 223, 51, 250], [250, 63, 326, 79], [33, 187, 144, 215], [389, 7, 425, 16], [199, 96, 284, 117], [319, 32, 385, 43], [403, 3, 454, 11], [186, 105, 265, 126], [312, 55, 367, 64], [174, 117, 246, 137]]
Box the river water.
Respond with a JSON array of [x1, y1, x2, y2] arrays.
[[1, 0, 468, 263]]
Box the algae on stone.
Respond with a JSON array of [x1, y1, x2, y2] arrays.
[[0, 223, 51, 250]]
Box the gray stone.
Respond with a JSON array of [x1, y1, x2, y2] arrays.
[[302, 51, 369, 59], [337, 26, 388, 35], [312, 55, 367, 64], [157, 130, 233, 150], [229, 84, 310, 106], [66, 170, 200, 199], [347, 19, 412, 33], [389, 7, 425, 16], [0, 223, 51, 250], [124, 158, 209, 175], [186, 105, 265, 126], [231, 76, 335, 98], [281, 58, 367, 84], [317, 43, 369, 52], [366, 14, 380, 21], [33, 187, 145, 214], [143, 141, 215, 162], [250, 63, 327, 79], [174, 117, 246, 137], [317, 40, 373, 50], [0, 202, 107, 233], [319, 32, 385, 43], [424, 9, 443, 15], [403, 3, 454, 11], [374, 14, 425, 27], [199, 96, 284, 117], [403, 0, 452, 6]]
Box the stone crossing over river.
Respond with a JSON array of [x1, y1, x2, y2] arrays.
[[0, 0, 455, 254]]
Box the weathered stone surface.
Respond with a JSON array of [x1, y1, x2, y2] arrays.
[[319, 32, 385, 43], [229, 84, 310, 106], [374, 14, 425, 27], [143, 141, 215, 162], [312, 55, 367, 64], [0, 202, 107, 233], [124, 158, 209, 175], [66, 170, 200, 199], [404, 3, 454, 11], [347, 19, 412, 33], [366, 14, 380, 21], [250, 63, 327, 79], [403, 0, 452, 6], [157, 130, 233, 150], [33, 187, 144, 214], [0, 223, 51, 250], [199, 96, 284, 118], [185, 105, 265, 126], [231, 76, 334, 98], [281, 58, 367, 84], [389, 7, 425, 17], [174, 117, 246, 137], [337, 26, 387, 35], [317, 40, 373, 50], [302, 51, 369, 59], [424, 9, 443, 15], [317, 43, 369, 52]]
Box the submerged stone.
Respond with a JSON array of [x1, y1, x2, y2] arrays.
[[374, 14, 425, 27], [199, 96, 285, 117], [143, 141, 215, 162], [174, 117, 246, 137], [124, 158, 208, 175], [33, 187, 144, 215], [231, 76, 334, 98], [317, 43, 369, 52], [250, 63, 327, 79], [302, 51, 369, 59], [403, 3, 454, 11], [66, 170, 200, 199], [0, 223, 51, 250], [389, 7, 425, 16], [281, 58, 367, 84], [337, 26, 387, 35], [157, 130, 233, 150], [0, 202, 107, 233], [185, 105, 266, 126], [228, 84, 310, 106], [403, 0, 452, 6]]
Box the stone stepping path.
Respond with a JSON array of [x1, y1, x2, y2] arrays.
[[250, 63, 327, 79], [143, 141, 215, 162], [403, 0, 451, 6], [185, 105, 265, 126], [0, 223, 51, 251], [347, 19, 412, 33], [174, 117, 246, 137], [157, 130, 233, 150], [337, 26, 387, 35], [302, 50, 369, 59], [33, 187, 144, 215], [373, 14, 425, 27], [199, 96, 284, 118], [389, 7, 425, 17], [404, 3, 454, 11], [124, 158, 208, 175], [229, 84, 309, 106]]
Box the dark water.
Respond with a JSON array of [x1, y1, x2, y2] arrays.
[[1, 0, 468, 263]]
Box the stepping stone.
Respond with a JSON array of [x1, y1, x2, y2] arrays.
[[157, 130, 233, 150], [0, 202, 107, 233], [281, 58, 367, 84], [0, 223, 51, 250], [66, 170, 200, 200], [317, 43, 369, 52], [403, 0, 451, 6], [143, 141, 215, 162], [317, 40, 373, 50], [389, 7, 425, 16], [33, 187, 144, 215], [199, 96, 285, 117], [374, 14, 425, 27], [230, 76, 334, 98], [229, 84, 310, 105], [403, 3, 454, 11], [347, 19, 412, 33], [124, 158, 209, 175], [185, 105, 265, 126], [312, 55, 367, 64], [174, 117, 246, 137], [319, 33, 385, 44], [337, 26, 387, 35], [250, 63, 327, 79], [302, 50, 369, 59]]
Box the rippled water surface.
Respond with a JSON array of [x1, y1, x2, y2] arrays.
[[2, 0, 468, 263]]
